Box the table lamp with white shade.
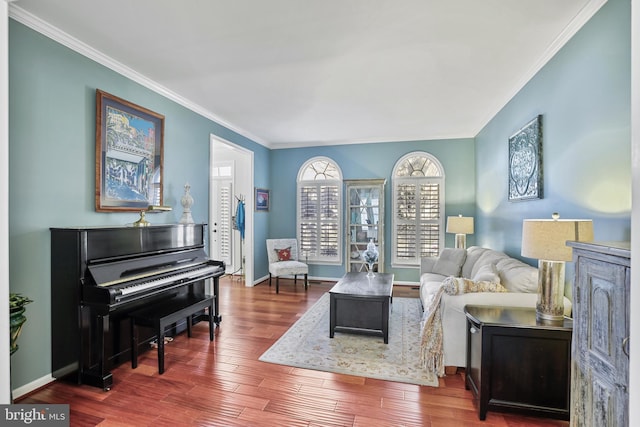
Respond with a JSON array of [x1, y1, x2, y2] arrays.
[[446, 215, 474, 249], [521, 213, 593, 323]]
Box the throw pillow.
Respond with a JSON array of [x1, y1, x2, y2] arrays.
[[275, 247, 291, 261], [432, 248, 467, 277], [472, 263, 501, 284], [442, 276, 508, 295]]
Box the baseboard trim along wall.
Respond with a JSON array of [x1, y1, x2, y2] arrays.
[[12, 374, 54, 400]]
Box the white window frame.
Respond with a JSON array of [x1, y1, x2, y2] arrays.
[[297, 156, 343, 265], [391, 152, 445, 267]]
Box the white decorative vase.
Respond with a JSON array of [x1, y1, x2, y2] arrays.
[[362, 239, 379, 277], [179, 183, 195, 224]]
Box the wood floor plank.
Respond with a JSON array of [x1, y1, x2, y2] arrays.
[[297, 383, 383, 407], [264, 398, 355, 426], [353, 414, 428, 427], [258, 375, 325, 391], [382, 393, 476, 412], [335, 400, 431, 425], [17, 276, 569, 426], [316, 379, 407, 400], [238, 407, 312, 427], [161, 392, 245, 419]]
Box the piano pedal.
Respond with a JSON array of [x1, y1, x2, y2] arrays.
[[149, 336, 173, 349]]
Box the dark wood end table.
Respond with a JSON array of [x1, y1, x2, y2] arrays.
[[329, 272, 394, 343], [464, 305, 572, 421]]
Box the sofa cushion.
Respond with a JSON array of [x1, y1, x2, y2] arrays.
[[472, 263, 500, 284], [420, 256, 438, 274], [468, 250, 508, 280], [420, 272, 448, 287], [432, 248, 466, 276], [460, 246, 491, 279], [496, 257, 538, 293]]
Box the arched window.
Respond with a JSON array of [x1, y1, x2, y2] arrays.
[[297, 157, 343, 264], [391, 152, 445, 266]]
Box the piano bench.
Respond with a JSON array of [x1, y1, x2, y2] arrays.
[[130, 293, 215, 374]]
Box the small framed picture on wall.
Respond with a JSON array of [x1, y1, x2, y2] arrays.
[[255, 188, 270, 212]]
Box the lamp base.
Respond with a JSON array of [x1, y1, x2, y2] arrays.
[[454, 234, 467, 249], [536, 260, 565, 323], [133, 211, 150, 227]]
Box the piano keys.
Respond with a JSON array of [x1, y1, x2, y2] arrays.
[[50, 224, 225, 390]]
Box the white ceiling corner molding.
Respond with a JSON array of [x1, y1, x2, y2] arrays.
[[476, 0, 608, 136], [269, 131, 475, 150], [7, 5, 268, 148]]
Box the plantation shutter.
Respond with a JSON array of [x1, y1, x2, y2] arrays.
[[298, 182, 340, 262], [391, 152, 444, 267], [418, 183, 440, 258], [297, 157, 342, 265], [299, 184, 318, 257], [218, 182, 233, 266], [395, 182, 417, 261], [319, 184, 340, 258]]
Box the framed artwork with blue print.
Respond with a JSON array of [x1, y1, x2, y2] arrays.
[[95, 89, 165, 212]]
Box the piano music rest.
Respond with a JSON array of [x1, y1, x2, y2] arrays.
[[130, 293, 214, 374]]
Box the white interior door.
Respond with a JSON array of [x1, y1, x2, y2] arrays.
[[209, 135, 254, 286]]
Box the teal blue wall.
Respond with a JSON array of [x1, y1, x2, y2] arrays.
[[269, 138, 476, 282], [475, 0, 631, 261], [8, 20, 267, 390]]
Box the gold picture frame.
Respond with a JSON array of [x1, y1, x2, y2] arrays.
[[95, 89, 165, 212]]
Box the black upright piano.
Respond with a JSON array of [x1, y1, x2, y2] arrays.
[[50, 224, 225, 390]]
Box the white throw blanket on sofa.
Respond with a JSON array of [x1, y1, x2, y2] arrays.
[[419, 276, 507, 376]]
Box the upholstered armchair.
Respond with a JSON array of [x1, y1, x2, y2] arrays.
[[266, 238, 308, 293]]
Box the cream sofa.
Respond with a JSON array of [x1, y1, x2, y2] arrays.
[[419, 246, 572, 368]]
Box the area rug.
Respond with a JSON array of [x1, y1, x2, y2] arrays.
[[259, 293, 439, 387]]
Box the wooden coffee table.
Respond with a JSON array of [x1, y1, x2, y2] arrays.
[[329, 272, 394, 343]]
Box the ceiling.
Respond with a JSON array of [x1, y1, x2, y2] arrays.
[[9, 0, 605, 149]]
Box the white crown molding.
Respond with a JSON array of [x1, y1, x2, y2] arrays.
[[476, 0, 608, 135], [8, 5, 270, 148], [269, 132, 476, 150]]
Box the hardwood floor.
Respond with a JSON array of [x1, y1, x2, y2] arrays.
[[19, 276, 570, 426]]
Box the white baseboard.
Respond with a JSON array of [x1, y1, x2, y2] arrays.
[[393, 280, 420, 287], [12, 374, 54, 400], [253, 274, 268, 286]]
